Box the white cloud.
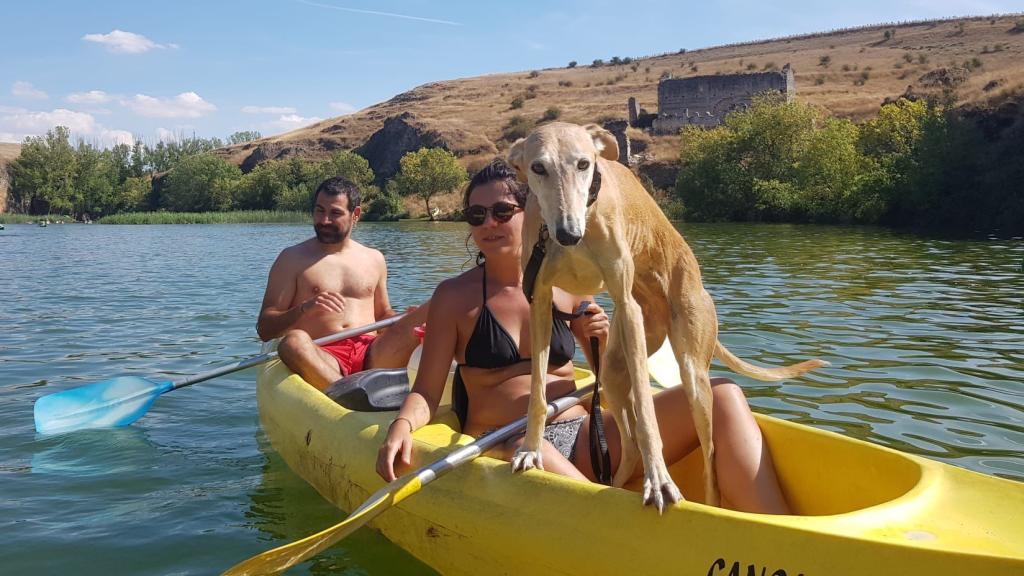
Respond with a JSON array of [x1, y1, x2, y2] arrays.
[[0, 108, 98, 141], [241, 105, 297, 114], [82, 29, 174, 54], [329, 101, 357, 114], [0, 107, 136, 147], [156, 127, 179, 142], [100, 129, 135, 146], [66, 90, 112, 105], [12, 81, 49, 100], [264, 113, 323, 134], [122, 92, 216, 118]]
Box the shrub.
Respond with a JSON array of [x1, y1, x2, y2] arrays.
[[814, 77, 825, 85], [503, 115, 536, 141], [510, 95, 525, 109], [746, 63, 757, 70], [819, 55, 831, 67], [161, 154, 242, 212], [592, 59, 604, 67], [541, 107, 561, 122], [528, 70, 540, 78], [568, 60, 577, 68]]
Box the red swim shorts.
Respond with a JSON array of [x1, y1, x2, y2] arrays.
[[320, 333, 376, 376]]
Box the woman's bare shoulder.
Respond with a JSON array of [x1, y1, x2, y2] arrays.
[[431, 268, 481, 312]]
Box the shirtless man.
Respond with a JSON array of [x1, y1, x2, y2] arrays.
[[257, 176, 425, 391]]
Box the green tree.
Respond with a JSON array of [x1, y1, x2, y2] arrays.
[[119, 176, 152, 212], [228, 130, 262, 145], [8, 126, 78, 215], [395, 148, 467, 220], [73, 143, 117, 217], [161, 154, 242, 212], [319, 150, 374, 189]]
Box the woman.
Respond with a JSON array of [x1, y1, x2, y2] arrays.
[[376, 159, 790, 514]]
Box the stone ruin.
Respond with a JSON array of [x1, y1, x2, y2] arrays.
[[632, 65, 796, 134]]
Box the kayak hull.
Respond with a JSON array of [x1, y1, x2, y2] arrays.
[[256, 361, 1024, 576]]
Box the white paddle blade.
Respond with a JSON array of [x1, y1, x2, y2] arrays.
[[648, 338, 682, 389], [33, 376, 173, 435]]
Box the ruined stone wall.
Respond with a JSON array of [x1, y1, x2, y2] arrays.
[[651, 66, 795, 134]]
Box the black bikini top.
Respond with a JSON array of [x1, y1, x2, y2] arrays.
[[460, 265, 577, 369]]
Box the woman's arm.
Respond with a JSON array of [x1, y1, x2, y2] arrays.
[[376, 280, 460, 481], [569, 296, 609, 371]]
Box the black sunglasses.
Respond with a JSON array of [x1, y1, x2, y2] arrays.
[[465, 201, 522, 226]]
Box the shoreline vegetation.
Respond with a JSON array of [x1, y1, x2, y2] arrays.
[[3, 95, 1022, 236]]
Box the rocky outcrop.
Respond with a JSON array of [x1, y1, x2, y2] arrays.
[[636, 159, 680, 192], [356, 112, 496, 181], [919, 67, 970, 89]]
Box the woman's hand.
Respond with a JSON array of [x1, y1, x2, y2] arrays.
[[579, 302, 609, 344], [376, 418, 414, 481]]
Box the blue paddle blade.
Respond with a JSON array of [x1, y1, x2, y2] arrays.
[[33, 376, 174, 436]]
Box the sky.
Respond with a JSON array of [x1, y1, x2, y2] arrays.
[[1, 0, 1021, 146]]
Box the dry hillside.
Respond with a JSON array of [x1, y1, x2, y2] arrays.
[[219, 15, 1024, 171]]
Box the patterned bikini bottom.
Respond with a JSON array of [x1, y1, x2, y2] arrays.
[[480, 416, 587, 463]]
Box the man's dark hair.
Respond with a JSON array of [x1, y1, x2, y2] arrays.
[[313, 176, 361, 211], [462, 158, 527, 212]]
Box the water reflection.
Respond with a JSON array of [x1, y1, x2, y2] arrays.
[[245, 432, 437, 575]]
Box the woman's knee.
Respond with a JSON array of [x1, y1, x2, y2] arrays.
[[711, 379, 754, 422]]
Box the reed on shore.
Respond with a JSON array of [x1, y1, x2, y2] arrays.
[[97, 210, 310, 224], [0, 214, 74, 224]]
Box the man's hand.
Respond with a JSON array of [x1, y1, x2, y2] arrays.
[[301, 290, 346, 316]]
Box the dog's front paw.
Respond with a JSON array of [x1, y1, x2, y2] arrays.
[[511, 448, 544, 473], [642, 471, 684, 513]]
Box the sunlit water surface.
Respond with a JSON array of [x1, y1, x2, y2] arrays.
[[1, 222, 1021, 574]]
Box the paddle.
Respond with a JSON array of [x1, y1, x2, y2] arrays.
[[33, 314, 407, 436], [222, 382, 597, 576]]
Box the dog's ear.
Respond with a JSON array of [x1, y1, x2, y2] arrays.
[[583, 124, 619, 161], [506, 138, 529, 182]]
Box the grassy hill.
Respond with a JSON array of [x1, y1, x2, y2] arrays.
[[219, 15, 1024, 169]]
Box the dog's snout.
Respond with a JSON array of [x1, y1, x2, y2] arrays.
[[555, 227, 583, 246]]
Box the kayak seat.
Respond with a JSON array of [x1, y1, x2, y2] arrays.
[[326, 368, 411, 412]]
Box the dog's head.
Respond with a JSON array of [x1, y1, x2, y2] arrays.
[[508, 122, 618, 247]]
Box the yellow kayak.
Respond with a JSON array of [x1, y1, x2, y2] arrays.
[[256, 360, 1024, 576]]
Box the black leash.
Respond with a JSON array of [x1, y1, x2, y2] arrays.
[[587, 332, 613, 485]]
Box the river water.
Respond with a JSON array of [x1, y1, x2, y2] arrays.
[[1, 221, 1022, 575]]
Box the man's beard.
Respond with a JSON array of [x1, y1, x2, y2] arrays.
[[315, 223, 349, 244]]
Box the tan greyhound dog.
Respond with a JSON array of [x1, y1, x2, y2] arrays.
[[507, 122, 827, 511]]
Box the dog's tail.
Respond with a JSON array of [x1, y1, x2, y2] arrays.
[[714, 341, 829, 381]]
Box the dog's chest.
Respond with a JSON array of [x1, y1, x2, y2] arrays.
[[545, 246, 605, 294]]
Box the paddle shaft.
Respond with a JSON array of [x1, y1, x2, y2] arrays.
[[369, 382, 597, 513], [169, 313, 407, 391]]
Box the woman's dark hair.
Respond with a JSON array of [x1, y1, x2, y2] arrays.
[[463, 158, 527, 266], [462, 158, 527, 211]]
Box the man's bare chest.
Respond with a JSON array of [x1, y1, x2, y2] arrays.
[[296, 258, 376, 299]]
